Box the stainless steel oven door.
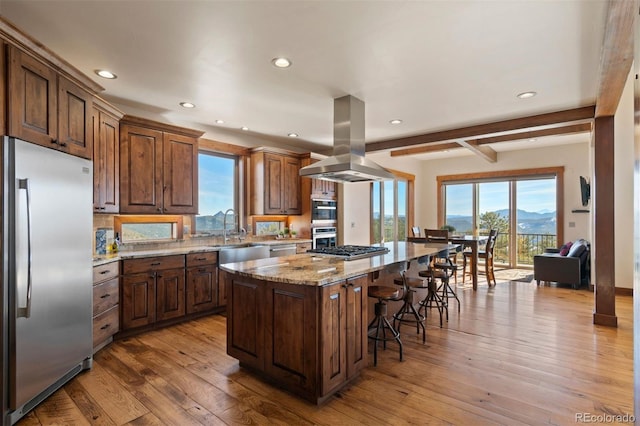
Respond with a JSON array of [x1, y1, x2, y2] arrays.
[[312, 227, 337, 249], [311, 199, 337, 224]]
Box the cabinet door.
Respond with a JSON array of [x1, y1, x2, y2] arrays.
[[120, 124, 163, 213], [93, 110, 120, 213], [156, 268, 185, 321], [8, 46, 58, 147], [264, 153, 284, 214], [186, 265, 217, 314], [58, 76, 93, 159], [346, 274, 368, 377], [320, 281, 347, 395], [283, 155, 301, 214], [121, 272, 155, 330], [163, 132, 198, 214]]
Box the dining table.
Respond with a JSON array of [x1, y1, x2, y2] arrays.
[[407, 234, 489, 290]]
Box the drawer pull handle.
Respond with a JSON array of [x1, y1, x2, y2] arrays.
[[100, 324, 111, 330], [99, 270, 109, 275], [151, 262, 161, 266], [100, 293, 111, 299], [196, 257, 207, 261]]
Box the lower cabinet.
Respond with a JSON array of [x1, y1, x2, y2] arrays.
[[224, 270, 368, 403], [186, 252, 219, 314], [92, 261, 120, 353], [120, 252, 222, 335]]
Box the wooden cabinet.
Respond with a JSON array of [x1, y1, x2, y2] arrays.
[[296, 241, 312, 254], [92, 98, 122, 213], [223, 270, 368, 403], [92, 261, 120, 353], [186, 252, 219, 314], [120, 116, 203, 214], [320, 275, 368, 396], [250, 149, 301, 215], [8, 46, 93, 159], [121, 255, 185, 330], [311, 178, 337, 199]]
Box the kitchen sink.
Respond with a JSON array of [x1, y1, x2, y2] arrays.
[[209, 242, 254, 249], [218, 244, 270, 264]]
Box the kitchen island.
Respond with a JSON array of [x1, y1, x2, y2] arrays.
[[218, 241, 451, 404]]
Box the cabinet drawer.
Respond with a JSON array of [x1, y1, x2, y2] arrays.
[[186, 251, 218, 267], [123, 255, 185, 274], [296, 243, 312, 254], [93, 261, 119, 283], [93, 277, 119, 316], [93, 305, 119, 347]]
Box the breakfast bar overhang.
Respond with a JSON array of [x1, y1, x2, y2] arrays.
[[218, 241, 452, 404]]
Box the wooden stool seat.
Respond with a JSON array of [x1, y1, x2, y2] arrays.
[[368, 285, 400, 300]]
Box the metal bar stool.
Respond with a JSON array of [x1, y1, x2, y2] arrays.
[[367, 266, 405, 366], [418, 261, 448, 327], [392, 259, 429, 343]]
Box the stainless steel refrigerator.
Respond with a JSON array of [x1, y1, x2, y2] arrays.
[[2, 137, 93, 424]]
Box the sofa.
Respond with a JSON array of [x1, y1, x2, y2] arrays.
[[533, 239, 590, 289]]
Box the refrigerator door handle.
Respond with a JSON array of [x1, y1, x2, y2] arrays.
[[17, 178, 33, 318]]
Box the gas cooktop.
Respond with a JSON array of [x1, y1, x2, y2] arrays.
[[307, 245, 389, 260]]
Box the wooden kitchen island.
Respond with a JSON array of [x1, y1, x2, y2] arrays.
[[218, 241, 451, 404]]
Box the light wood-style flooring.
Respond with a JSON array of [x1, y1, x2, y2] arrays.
[[18, 274, 633, 425]]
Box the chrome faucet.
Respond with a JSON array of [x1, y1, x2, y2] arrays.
[[223, 208, 235, 243]]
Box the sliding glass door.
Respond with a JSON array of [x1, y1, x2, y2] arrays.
[[442, 174, 558, 267], [372, 179, 409, 243]]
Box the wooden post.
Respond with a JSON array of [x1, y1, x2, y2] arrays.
[[593, 115, 617, 327]]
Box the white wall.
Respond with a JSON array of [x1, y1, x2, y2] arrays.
[[613, 67, 635, 289]]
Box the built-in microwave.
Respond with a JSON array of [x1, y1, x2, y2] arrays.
[[311, 199, 337, 224]]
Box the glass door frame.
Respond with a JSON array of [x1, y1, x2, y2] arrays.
[[437, 167, 565, 268]]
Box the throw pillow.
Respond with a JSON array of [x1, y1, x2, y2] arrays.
[[559, 241, 573, 256], [567, 241, 586, 258]]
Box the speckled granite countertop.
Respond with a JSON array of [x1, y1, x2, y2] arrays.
[[219, 241, 453, 286], [92, 239, 312, 267]]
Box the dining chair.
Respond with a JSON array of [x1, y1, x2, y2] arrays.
[[411, 226, 421, 237], [463, 229, 498, 286]]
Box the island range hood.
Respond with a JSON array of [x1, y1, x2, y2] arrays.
[[299, 95, 395, 183]]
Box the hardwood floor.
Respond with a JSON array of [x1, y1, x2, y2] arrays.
[[18, 275, 633, 425]]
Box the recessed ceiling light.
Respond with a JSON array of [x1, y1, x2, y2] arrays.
[[241, 126, 249, 131], [517, 91, 537, 99], [287, 133, 298, 138], [389, 119, 403, 125], [272, 57, 292, 68], [179, 102, 195, 108], [529, 138, 537, 142], [215, 119, 225, 124], [95, 69, 117, 79]]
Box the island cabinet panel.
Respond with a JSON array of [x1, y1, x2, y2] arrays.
[[320, 274, 368, 396], [264, 283, 318, 397], [225, 271, 265, 370]]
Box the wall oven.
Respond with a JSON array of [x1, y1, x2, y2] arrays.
[[312, 227, 337, 249], [311, 199, 337, 224]]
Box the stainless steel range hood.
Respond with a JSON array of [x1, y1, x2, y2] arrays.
[[299, 95, 395, 183]]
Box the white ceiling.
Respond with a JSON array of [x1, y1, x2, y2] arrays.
[[0, 0, 604, 158]]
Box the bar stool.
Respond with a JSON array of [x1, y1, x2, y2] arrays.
[[418, 261, 449, 327], [392, 259, 429, 343], [367, 270, 404, 366]]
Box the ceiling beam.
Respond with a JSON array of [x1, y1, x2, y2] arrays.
[[366, 105, 595, 153], [390, 142, 461, 157], [456, 140, 497, 162], [594, 0, 635, 117]]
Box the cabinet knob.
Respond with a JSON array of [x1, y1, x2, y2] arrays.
[[100, 323, 111, 330], [157, 208, 162, 212], [100, 293, 111, 299], [50, 139, 58, 145], [59, 142, 67, 147]]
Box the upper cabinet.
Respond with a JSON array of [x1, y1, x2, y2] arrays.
[[93, 98, 123, 213], [120, 116, 203, 215], [250, 148, 302, 215], [7, 46, 93, 159], [311, 176, 337, 200]]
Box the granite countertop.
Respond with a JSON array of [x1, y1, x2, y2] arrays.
[[218, 241, 454, 287], [92, 239, 312, 267]]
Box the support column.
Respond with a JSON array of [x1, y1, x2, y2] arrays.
[[593, 115, 617, 326]]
